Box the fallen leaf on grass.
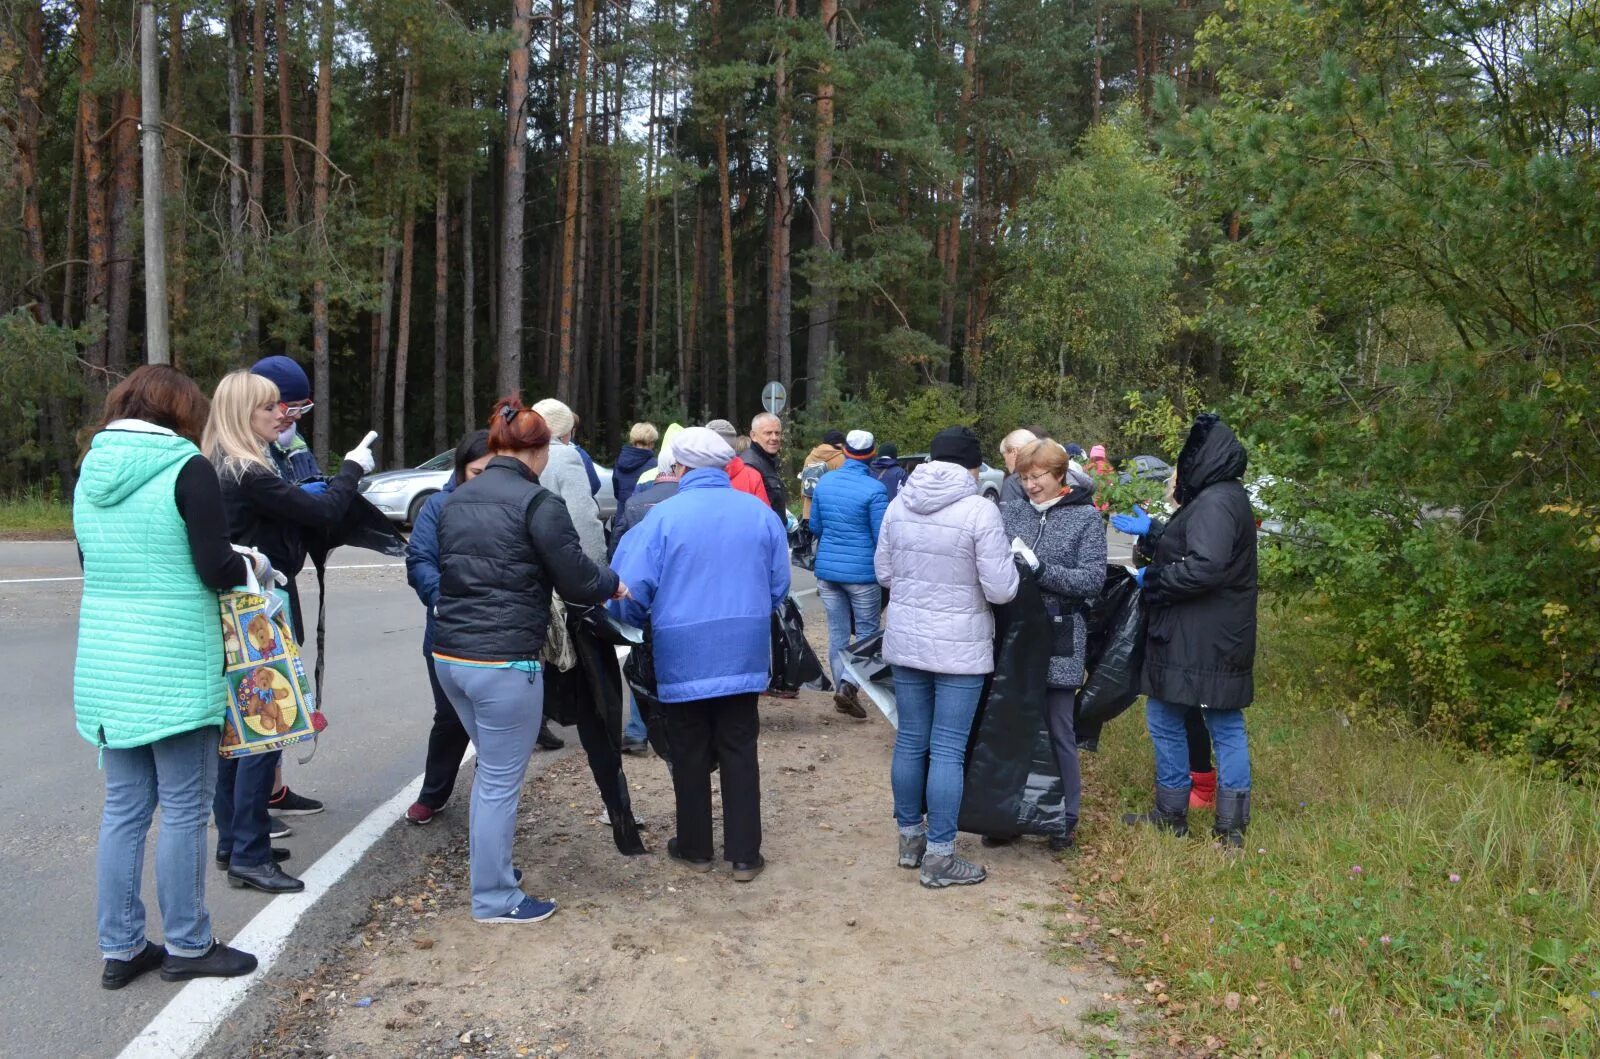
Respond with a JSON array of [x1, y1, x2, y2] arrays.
[[1224, 991, 1241, 1011]]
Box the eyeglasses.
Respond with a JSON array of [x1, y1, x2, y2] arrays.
[[1021, 472, 1059, 486], [278, 401, 315, 419]]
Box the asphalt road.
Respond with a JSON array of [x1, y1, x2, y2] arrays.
[[0, 540, 821, 1058], [1, 542, 455, 1057]]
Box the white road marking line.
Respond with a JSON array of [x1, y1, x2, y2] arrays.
[[117, 744, 475, 1059], [0, 562, 404, 586]]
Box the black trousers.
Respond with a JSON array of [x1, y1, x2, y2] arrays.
[[1185, 706, 1213, 773], [215, 749, 279, 867], [419, 653, 473, 810], [666, 692, 761, 863]]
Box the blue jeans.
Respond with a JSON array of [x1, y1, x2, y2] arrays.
[[889, 666, 986, 855], [624, 693, 647, 744], [97, 726, 220, 960], [1145, 697, 1250, 791], [434, 662, 544, 919], [817, 579, 882, 685], [214, 749, 280, 868]]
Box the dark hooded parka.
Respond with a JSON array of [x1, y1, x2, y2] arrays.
[[1137, 415, 1258, 710]]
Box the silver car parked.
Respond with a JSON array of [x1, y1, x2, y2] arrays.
[[360, 450, 617, 526]]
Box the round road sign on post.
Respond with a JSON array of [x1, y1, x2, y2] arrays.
[[761, 381, 788, 416]]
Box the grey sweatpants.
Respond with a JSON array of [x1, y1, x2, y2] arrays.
[[433, 662, 544, 919], [1047, 687, 1082, 836]]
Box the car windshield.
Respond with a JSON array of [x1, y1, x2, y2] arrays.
[[417, 450, 453, 471]]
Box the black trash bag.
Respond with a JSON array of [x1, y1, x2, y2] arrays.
[[770, 595, 830, 692], [543, 606, 648, 855], [621, 627, 674, 766], [1074, 565, 1147, 752], [789, 524, 817, 571], [958, 564, 1066, 839]]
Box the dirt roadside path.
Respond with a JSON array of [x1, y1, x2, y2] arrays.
[[223, 686, 1137, 1058]]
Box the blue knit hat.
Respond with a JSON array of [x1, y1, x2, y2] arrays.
[[251, 356, 311, 401]]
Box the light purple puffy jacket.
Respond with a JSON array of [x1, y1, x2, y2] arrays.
[[874, 461, 1021, 675]]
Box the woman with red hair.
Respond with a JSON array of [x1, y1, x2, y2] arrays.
[[429, 397, 628, 924]]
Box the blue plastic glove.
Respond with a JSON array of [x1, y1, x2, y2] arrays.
[[1131, 566, 1147, 588], [1111, 505, 1152, 536], [299, 480, 330, 495]]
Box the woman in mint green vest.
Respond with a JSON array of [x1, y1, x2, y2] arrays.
[[75, 366, 260, 989]]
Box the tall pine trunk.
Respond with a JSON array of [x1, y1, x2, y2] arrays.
[[391, 64, 417, 468], [247, 0, 267, 346], [18, 2, 51, 323], [556, 0, 593, 405], [78, 0, 110, 374], [107, 89, 139, 371], [433, 151, 449, 453], [164, 2, 188, 335], [497, 0, 532, 396], [461, 171, 476, 433], [310, 0, 333, 465], [769, 0, 795, 392], [227, 3, 247, 351], [805, 0, 838, 401], [940, 0, 980, 351], [276, 0, 299, 226]]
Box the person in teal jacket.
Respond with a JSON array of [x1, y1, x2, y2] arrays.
[[74, 366, 260, 990], [808, 429, 889, 718]]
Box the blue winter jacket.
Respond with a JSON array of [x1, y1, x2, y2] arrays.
[[405, 479, 454, 652], [809, 458, 888, 584], [576, 445, 602, 497], [610, 468, 791, 702], [612, 445, 658, 518]]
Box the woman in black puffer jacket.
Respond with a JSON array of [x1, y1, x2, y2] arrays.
[[431, 397, 626, 924], [999, 441, 1106, 849], [1114, 414, 1258, 846]]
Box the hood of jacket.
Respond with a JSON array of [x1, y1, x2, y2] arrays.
[[898, 460, 978, 515], [806, 443, 844, 465], [615, 445, 657, 475], [870, 455, 901, 472], [78, 424, 197, 508], [1175, 414, 1247, 505]]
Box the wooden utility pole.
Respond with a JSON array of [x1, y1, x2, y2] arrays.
[[139, 1, 172, 363]]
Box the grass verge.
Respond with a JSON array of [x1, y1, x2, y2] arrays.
[[0, 489, 72, 537], [1062, 603, 1600, 1056]]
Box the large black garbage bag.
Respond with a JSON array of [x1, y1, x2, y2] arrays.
[[1075, 566, 1147, 751], [771, 595, 830, 692], [543, 605, 648, 855], [789, 525, 817, 571], [621, 627, 674, 766], [957, 564, 1066, 839]]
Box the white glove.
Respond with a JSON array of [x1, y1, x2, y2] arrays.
[[343, 430, 379, 474], [1009, 537, 1041, 573]]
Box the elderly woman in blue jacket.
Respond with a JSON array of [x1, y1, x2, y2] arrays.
[[809, 429, 889, 718], [611, 427, 791, 883]]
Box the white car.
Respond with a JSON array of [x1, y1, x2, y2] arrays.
[[360, 451, 617, 526]]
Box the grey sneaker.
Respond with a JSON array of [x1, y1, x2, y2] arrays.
[[897, 831, 927, 869], [919, 852, 987, 888]]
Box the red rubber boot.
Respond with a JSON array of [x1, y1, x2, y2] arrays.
[[1189, 770, 1218, 809]]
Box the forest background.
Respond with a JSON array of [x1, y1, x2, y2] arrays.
[[1, 0, 1596, 769]]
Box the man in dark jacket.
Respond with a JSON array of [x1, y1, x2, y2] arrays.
[[1113, 414, 1257, 846], [746, 412, 789, 520], [868, 442, 908, 501], [251, 356, 322, 483]]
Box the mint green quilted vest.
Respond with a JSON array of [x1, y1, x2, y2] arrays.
[[73, 428, 227, 748]]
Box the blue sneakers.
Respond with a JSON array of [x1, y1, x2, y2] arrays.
[[476, 896, 557, 924]]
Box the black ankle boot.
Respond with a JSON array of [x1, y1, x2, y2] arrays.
[[1212, 789, 1251, 848], [1122, 785, 1191, 837]]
